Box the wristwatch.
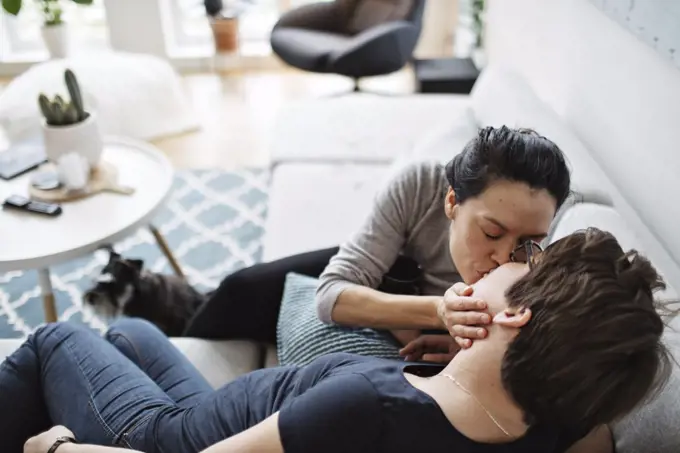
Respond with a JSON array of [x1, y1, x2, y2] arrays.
[[47, 436, 77, 453]]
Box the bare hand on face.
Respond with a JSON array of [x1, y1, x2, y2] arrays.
[[437, 282, 491, 349], [24, 426, 74, 453]]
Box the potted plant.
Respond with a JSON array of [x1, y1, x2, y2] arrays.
[[205, 0, 239, 53], [38, 68, 102, 167], [471, 0, 485, 49], [470, 0, 486, 67], [1, 0, 93, 59]]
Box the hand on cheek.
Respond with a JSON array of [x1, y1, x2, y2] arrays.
[[440, 283, 492, 348]]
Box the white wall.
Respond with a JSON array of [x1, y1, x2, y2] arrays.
[[485, 0, 680, 282]]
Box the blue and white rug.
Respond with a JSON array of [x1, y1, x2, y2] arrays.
[[0, 168, 269, 339]]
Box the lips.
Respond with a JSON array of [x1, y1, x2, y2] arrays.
[[476, 268, 494, 280]]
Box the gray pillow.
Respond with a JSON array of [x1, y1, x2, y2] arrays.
[[277, 272, 402, 366], [612, 315, 680, 453]]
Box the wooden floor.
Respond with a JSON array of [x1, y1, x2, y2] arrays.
[[150, 68, 415, 170]]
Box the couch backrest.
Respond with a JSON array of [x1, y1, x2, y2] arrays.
[[480, 1, 680, 450], [483, 0, 680, 292], [547, 202, 679, 453]]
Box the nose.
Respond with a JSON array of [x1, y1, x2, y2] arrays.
[[491, 240, 516, 267]]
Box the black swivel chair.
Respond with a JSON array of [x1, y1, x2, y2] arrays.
[[270, 0, 426, 91]]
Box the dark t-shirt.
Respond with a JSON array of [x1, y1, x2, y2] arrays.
[[208, 352, 582, 453]]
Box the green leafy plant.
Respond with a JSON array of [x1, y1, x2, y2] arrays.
[[2, 0, 93, 26], [472, 0, 485, 48], [38, 69, 90, 126]]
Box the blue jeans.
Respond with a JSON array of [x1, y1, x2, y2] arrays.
[[0, 319, 242, 453]]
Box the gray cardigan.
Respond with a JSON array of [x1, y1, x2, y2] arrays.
[[315, 161, 462, 324]]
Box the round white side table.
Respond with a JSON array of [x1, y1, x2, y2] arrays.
[[0, 137, 183, 322]]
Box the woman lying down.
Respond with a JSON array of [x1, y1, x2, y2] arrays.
[[4, 228, 673, 453]]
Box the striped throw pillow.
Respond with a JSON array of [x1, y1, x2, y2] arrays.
[[277, 273, 402, 366]]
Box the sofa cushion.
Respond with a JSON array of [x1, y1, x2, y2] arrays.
[[378, 106, 478, 188], [548, 203, 679, 453], [262, 162, 389, 261], [0, 337, 260, 390], [171, 338, 261, 389], [471, 64, 613, 207], [548, 203, 678, 299], [277, 273, 400, 366], [410, 106, 478, 164], [265, 344, 279, 368], [0, 339, 20, 363], [269, 93, 469, 164]]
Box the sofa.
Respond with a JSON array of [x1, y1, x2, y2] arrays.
[[1, 62, 678, 452], [2, 0, 679, 449]]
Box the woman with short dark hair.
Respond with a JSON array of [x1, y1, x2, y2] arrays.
[[8, 229, 672, 453]]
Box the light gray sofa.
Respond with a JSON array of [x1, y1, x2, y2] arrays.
[[262, 64, 680, 452], [2, 0, 680, 448], [2, 61, 676, 451]]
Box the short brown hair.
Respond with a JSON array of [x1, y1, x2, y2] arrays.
[[502, 228, 673, 434]]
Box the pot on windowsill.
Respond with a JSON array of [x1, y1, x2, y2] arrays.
[[41, 23, 69, 59], [210, 15, 239, 53]]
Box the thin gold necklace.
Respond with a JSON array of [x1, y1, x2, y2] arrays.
[[439, 372, 513, 438]]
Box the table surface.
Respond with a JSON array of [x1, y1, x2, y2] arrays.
[[0, 137, 174, 272]]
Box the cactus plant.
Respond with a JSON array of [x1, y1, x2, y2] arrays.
[[38, 69, 89, 127], [65, 68, 86, 122]]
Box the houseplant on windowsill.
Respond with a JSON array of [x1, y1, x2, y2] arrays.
[[1, 0, 93, 59], [204, 0, 240, 53], [470, 0, 486, 67], [38, 68, 102, 168]]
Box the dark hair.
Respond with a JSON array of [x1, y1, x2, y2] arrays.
[[445, 126, 571, 210], [502, 228, 672, 434]]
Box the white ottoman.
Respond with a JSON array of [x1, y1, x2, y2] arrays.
[[0, 52, 199, 143]]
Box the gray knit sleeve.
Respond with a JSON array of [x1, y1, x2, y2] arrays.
[[315, 161, 426, 324]]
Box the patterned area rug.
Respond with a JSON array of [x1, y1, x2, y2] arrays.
[[0, 168, 269, 339]]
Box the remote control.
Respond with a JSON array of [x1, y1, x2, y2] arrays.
[[2, 194, 62, 217]]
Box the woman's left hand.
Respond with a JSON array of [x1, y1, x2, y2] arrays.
[[24, 425, 74, 453], [399, 334, 460, 363]]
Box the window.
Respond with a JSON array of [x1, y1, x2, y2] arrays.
[[165, 0, 333, 57], [0, 0, 108, 62]]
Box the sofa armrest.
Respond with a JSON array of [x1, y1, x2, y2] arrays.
[[329, 20, 420, 77], [274, 2, 344, 33]]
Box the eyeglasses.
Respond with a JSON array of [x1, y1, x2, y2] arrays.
[[510, 240, 543, 270]]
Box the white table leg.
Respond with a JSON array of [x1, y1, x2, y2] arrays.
[[149, 224, 185, 278], [38, 268, 58, 323]]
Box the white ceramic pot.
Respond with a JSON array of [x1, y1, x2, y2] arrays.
[[42, 112, 103, 167], [41, 24, 69, 59]]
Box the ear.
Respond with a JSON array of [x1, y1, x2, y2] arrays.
[[127, 259, 144, 274], [444, 187, 458, 220], [108, 250, 121, 264], [493, 307, 532, 328]]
